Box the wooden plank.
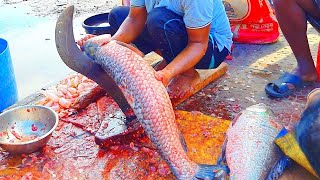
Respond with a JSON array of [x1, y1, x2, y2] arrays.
[[7, 92, 44, 109], [171, 62, 228, 107], [3, 74, 74, 111]]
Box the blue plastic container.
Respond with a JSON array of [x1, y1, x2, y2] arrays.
[[82, 13, 113, 35], [0, 38, 18, 112]]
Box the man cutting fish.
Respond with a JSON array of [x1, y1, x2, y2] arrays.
[[57, 4, 230, 178], [78, 0, 232, 99]]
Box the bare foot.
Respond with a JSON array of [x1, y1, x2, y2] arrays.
[[278, 67, 319, 91], [292, 67, 318, 82], [167, 68, 200, 99]]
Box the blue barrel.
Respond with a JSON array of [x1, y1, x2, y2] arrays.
[[0, 38, 18, 112]]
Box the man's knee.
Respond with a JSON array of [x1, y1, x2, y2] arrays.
[[146, 8, 185, 36], [146, 8, 167, 33], [109, 6, 129, 27]]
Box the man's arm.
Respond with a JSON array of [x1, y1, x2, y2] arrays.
[[111, 6, 147, 44], [77, 7, 147, 48], [155, 24, 211, 86]]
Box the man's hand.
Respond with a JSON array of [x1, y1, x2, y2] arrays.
[[155, 69, 172, 87], [77, 34, 96, 49], [77, 34, 111, 50]]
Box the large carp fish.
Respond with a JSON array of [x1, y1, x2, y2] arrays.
[[55, 5, 226, 180], [219, 103, 291, 179]]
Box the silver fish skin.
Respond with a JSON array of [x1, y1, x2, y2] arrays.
[[88, 40, 202, 179], [226, 103, 283, 180]]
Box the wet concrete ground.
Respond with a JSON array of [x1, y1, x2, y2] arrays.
[[0, 4, 92, 100]]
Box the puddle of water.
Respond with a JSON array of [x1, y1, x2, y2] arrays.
[[0, 4, 86, 100], [0, 4, 44, 35]]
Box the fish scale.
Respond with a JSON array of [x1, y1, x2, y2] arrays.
[[93, 41, 197, 179]]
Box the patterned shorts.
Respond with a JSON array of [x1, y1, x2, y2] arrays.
[[306, 0, 320, 32]]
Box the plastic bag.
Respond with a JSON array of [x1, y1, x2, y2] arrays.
[[274, 128, 319, 177], [223, 0, 280, 44]]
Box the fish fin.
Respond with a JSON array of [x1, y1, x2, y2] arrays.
[[217, 138, 228, 166], [266, 155, 292, 180], [178, 129, 188, 152], [113, 40, 145, 57], [194, 164, 229, 180], [232, 112, 242, 125]]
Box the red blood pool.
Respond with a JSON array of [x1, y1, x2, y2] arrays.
[[27, 109, 30, 112], [31, 124, 38, 131]]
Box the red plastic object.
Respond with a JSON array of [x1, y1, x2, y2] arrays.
[[316, 42, 320, 81], [225, 44, 234, 60], [227, 0, 280, 44]]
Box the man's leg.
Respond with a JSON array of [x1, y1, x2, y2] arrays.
[[146, 8, 228, 98], [145, 8, 197, 98], [108, 6, 155, 54], [146, 8, 188, 64], [166, 41, 228, 98], [307, 0, 320, 33], [273, 0, 320, 81]]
